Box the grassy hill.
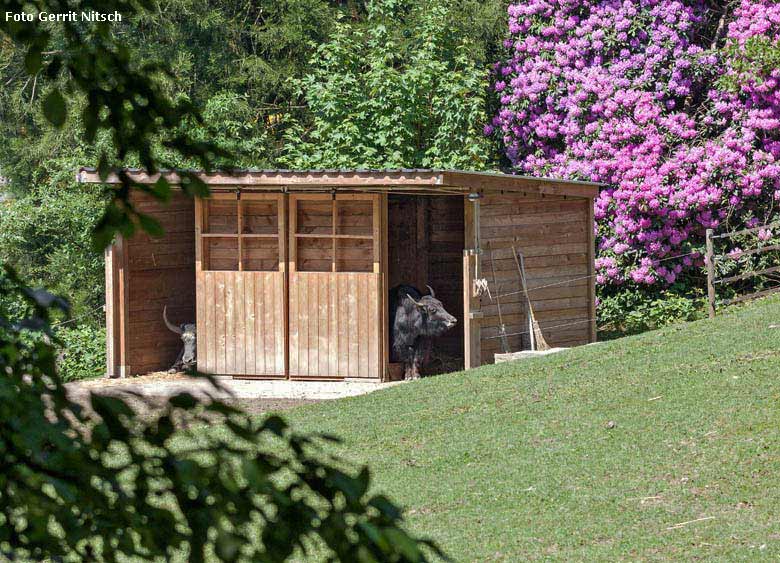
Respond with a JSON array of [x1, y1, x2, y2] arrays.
[[279, 296, 780, 561]]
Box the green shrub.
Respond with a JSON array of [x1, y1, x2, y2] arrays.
[[55, 325, 106, 382], [0, 180, 107, 326], [282, 0, 499, 170], [597, 286, 707, 340]]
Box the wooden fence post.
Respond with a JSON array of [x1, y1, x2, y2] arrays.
[[705, 228, 716, 318]]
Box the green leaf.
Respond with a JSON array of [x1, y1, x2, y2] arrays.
[[150, 177, 172, 202], [43, 90, 67, 128], [24, 49, 42, 74], [137, 212, 164, 238], [97, 155, 111, 181]]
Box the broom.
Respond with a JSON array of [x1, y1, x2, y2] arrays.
[[512, 247, 550, 351]]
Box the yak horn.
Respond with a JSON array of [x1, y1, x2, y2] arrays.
[[163, 306, 183, 335], [425, 284, 436, 298], [408, 295, 425, 307]]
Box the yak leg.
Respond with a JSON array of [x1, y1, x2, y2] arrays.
[[407, 347, 425, 380], [170, 347, 184, 373], [403, 345, 419, 380]]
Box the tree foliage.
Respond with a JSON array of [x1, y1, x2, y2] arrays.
[[283, 0, 506, 169]]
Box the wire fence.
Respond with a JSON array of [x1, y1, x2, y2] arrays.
[[478, 248, 703, 344], [706, 222, 780, 317], [51, 304, 105, 328]]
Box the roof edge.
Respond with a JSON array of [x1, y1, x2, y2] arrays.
[[76, 167, 602, 198]]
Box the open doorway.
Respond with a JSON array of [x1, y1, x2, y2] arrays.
[[387, 194, 465, 375]]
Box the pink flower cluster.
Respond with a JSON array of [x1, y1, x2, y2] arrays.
[[491, 0, 780, 286]]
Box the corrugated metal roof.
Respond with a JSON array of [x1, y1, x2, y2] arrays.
[[76, 167, 603, 188]]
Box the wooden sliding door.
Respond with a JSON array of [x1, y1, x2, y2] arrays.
[[195, 193, 287, 377], [288, 194, 382, 379], [196, 192, 384, 379]]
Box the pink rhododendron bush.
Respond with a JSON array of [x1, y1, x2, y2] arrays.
[[491, 0, 780, 290]]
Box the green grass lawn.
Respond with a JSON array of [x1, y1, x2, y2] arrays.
[[280, 296, 780, 561]]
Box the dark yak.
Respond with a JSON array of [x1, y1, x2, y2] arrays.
[[163, 306, 197, 372], [389, 285, 457, 380]]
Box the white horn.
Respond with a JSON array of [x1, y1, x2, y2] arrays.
[[163, 306, 183, 335], [425, 285, 436, 298]]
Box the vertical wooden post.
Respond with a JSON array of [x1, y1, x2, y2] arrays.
[[104, 243, 121, 377], [289, 195, 297, 274], [332, 194, 338, 273], [280, 193, 289, 378], [194, 199, 204, 374], [380, 194, 389, 381], [463, 251, 482, 369], [236, 192, 243, 271], [116, 236, 130, 377], [706, 228, 716, 319], [463, 194, 483, 369]]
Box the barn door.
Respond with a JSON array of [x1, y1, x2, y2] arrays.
[[195, 193, 287, 377], [288, 194, 383, 379]]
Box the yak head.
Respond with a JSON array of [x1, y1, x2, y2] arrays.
[[163, 306, 197, 367], [408, 285, 457, 337]]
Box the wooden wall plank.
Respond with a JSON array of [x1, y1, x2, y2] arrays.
[[358, 275, 368, 376], [309, 274, 319, 375], [299, 272, 309, 375], [264, 272, 276, 374], [275, 272, 285, 374], [235, 273, 246, 373], [318, 274, 329, 375], [329, 275, 338, 377], [349, 274, 360, 377], [215, 272, 226, 374], [289, 272, 298, 375], [225, 274, 236, 373], [245, 274, 256, 374], [338, 275, 349, 377], [369, 275, 379, 378], [258, 273, 268, 374]]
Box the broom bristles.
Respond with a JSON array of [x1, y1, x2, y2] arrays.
[[532, 321, 550, 351], [529, 310, 551, 351]]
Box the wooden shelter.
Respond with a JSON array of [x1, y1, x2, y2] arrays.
[[79, 169, 599, 380]]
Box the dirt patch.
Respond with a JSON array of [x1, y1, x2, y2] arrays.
[[68, 386, 317, 420], [67, 373, 392, 419], [75, 371, 190, 388]]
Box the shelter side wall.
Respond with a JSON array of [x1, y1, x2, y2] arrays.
[[124, 192, 196, 375], [478, 194, 593, 362]]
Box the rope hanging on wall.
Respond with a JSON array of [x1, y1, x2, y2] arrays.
[[473, 278, 490, 298]]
